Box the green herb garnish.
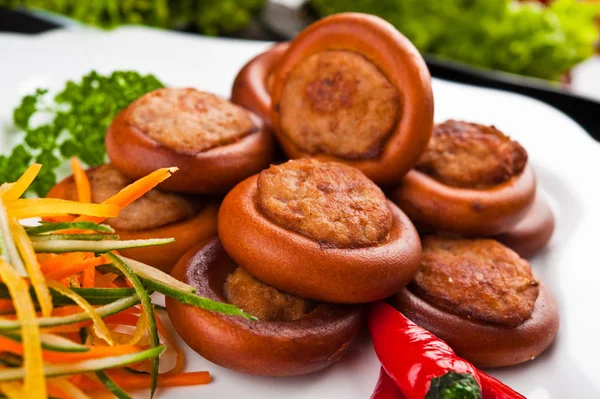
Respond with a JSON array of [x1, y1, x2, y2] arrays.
[[1, 70, 164, 197]]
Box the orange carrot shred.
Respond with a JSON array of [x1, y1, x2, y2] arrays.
[[0, 334, 141, 363], [45, 255, 106, 281], [74, 167, 177, 223], [70, 157, 91, 204]]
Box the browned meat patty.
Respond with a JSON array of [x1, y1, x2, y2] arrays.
[[257, 159, 392, 248], [62, 165, 199, 231], [278, 50, 400, 159], [412, 236, 539, 327], [129, 88, 254, 153], [416, 120, 528, 188], [224, 267, 314, 321]]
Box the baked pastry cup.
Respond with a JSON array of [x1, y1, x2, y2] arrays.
[[106, 88, 273, 195], [391, 120, 536, 236], [166, 238, 363, 376], [46, 164, 218, 273], [495, 193, 555, 258], [395, 236, 559, 368], [231, 42, 290, 126], [218, 159, 421, 303], [269, 13, 433, 186]]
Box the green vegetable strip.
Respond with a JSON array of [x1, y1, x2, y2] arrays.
[[31, 237, 174, 253], [114, 255, 256, 319], [95, 370, 132, 399], [143, 278, 257, 320], [119, 256, 194, 294], [25, 221, 115, 235], [107, 252, 160, 398], [0, 199, 27, 276], [29, 234, 120, 242], [0, 294, 140, 330], [0, 284, 136, 306], [0, 332, 89, 353], [0, 346, 165, 381]]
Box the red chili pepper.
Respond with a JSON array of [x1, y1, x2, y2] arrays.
[[371, 367, 404, 399], [478, 371, 526, 399], [368, 302, 482, 399]]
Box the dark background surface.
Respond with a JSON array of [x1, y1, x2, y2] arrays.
[[1, 7, 599, 141]]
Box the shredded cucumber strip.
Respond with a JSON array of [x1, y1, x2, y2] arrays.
[[0, 346, 165, 381], [0, 199, 26, 276], [30, 234, 120, 242], [0, 332, 89, 353], [32, 238, 174, 253], [119, 256, 194, 294], [0, 294, 140, 331], [114, 255, 256, 320], [107, 253, 160, 397], [95, 370, 132, 399], [25, 221, 115, 235]]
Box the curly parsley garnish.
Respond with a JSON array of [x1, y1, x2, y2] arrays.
[[1, 71, 164, 197]]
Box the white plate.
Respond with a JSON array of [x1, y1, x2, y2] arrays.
[[1, 27, 600, 399]]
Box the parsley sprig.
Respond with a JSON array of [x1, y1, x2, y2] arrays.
[[1, 71, 164, 197]]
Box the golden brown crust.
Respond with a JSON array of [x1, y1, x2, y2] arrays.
[[106, 95, 273, 195], [224, 267, 314, 322], [413, 236, 539, 327], [416, 120, 528, 188], [218, 174, 421, 303], [231, 42, 290, 126], [396, 283, 559, 368], [166, 239, 363, 376], [257, 160, 391, 248], [279, 50, 399, 158], [129, 88, 254, 153], [58, 165, 199, 231], [391, 165, 536, 236], [495, 194, 555, 258], [270, 13, 433, 186], [46, 171, 219, 273]]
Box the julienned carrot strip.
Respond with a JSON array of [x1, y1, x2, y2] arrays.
[[81, 371, 211, 391], [71, 158, 91, 204], [82, 267, 95, 288], [74, 167, 177, 223], [40, 253, 88, 274], [45, 255, 106, 281], [8, 199, 120, 220], [1, 163, 41, 201], [0, 334, 141, 363], [94, 272, 119, 288]]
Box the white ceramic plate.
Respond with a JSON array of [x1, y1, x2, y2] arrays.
[[1, 27, 600, 399]]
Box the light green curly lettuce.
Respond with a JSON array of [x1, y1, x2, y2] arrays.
[[310, 0, 600, 81], [0, 0, 265, 35]]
